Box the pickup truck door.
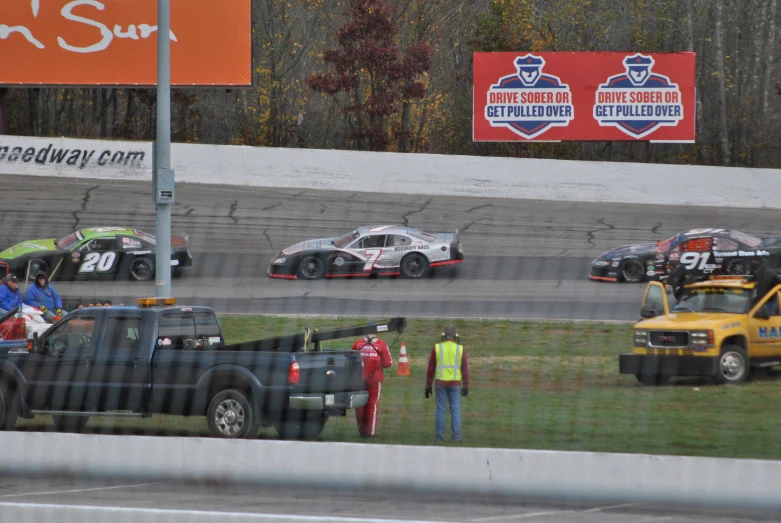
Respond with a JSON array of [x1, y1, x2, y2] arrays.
[[20, 314, 98, 410], [88, 312, 150, 411], [748, 290, 781, 358], [640, 281, 670, 319]]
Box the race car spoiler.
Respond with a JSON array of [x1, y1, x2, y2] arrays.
[[223, 317, 407, 353]]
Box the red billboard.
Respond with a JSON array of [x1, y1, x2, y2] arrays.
[[0, 0, 251, 86], [473, 52, 696, 142]]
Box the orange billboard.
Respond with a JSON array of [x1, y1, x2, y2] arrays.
[[0, 0, 251, 86]]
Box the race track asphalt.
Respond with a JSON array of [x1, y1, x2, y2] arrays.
[[1, 476, 779, 523], [2, 173, 778, 321]]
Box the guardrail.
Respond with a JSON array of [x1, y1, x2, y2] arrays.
[[2, 432, 781, 512], [0, 135, 776, 208]]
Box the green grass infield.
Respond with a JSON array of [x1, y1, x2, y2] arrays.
[[16, 315, 781, 460]]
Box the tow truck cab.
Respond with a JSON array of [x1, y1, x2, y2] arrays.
[[619, 277, 781, 385]]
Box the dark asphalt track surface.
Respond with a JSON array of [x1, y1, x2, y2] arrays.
[[4, 173, 779, 321]]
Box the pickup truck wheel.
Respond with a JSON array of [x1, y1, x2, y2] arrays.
[[207, 389, 260, 439], [0, 382, 19, 430], [274, 414, 326, 440], [715, 345, 750, 384], [51, 415, 90, 433], [635, 374, 670, 386]]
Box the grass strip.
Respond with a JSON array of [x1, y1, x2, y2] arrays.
[[17, 315, 781, 460]]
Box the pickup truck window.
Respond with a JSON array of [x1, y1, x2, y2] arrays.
[[104, 315, 143, 351], [45, 315, 97, 355], [158, 312, 221, 350]]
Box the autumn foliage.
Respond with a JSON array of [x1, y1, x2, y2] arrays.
[[306, 0, 432, 152]]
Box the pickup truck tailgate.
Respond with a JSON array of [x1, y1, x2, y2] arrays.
[[296, 350, 362, 393]]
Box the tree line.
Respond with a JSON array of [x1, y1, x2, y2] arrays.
[[0, 0, 779, 168]]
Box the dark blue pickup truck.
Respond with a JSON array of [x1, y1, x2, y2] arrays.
[[0, 299, 405, 440]]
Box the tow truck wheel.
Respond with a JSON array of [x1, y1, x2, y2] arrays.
[[621, 259, 645, 283], [0, 381, 19, 430], [207, 389, 261, 439], [715, 345, 750, 384], [274, 412, 326, 440], [52, 415, 90, 433], [635, 374, 670, 386]]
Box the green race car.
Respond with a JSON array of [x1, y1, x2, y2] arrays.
[[0, 227, 192, 282]]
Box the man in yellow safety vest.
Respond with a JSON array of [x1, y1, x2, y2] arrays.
[[425, 324, 470, 442]]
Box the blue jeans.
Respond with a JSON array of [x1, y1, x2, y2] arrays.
[[435, 385, 461, 441]]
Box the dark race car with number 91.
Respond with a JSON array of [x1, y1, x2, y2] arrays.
[[268, 225, 464, 280], [0, 227, 193, 282], [589, 228, 781, 283]]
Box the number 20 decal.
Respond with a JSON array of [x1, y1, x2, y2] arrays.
[[79, 252, 117, 273], [680, 252, 710, 270]]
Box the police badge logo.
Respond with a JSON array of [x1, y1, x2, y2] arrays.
[[484, 54, 575, 139], [593, 53, 684, 138]]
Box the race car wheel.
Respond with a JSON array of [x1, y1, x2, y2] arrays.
[[207, 389, 261, 439], [715, 345, 750, 385], [727, 259, 749, 275], [297, 255, 326, 280], [51, 415, 90, 433], [400, 253, 429, 279], [129, 257, 154, 281], [621, 259, 645, 283], [26, 259, 49, 280]]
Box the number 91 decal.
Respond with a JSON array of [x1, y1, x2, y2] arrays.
[[680, 252, 719, 273], [79, 252, 118, 273]]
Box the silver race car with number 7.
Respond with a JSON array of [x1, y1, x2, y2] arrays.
[[268, 225, 464, 280]]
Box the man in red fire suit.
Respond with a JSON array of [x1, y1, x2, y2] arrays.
[[352, 334, 392, 438]]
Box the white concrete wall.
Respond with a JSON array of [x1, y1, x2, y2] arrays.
[[0, 135, 776, 208], [1, 432, 780, 510]]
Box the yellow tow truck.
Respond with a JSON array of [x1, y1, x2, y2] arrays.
[[619, 276, 781, 385]]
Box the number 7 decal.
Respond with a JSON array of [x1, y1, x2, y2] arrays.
[[363, 249, 382, 271]]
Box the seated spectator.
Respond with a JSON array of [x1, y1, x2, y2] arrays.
[[24, 271, 66, 323], [0, 274, 23, 316]]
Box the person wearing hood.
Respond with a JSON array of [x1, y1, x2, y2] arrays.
[[24, 271, 65, 323], [0, 273, 23, 316]]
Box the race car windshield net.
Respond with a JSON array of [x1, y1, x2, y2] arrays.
[[656, 234, 681, 252], [672, 288, 752, 314], [55, 232, 82, 250], [333, 230, 360, 248]]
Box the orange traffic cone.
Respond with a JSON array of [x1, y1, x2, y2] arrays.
[[397, 341, 410, 376]]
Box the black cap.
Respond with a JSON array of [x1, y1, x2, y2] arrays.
[[4, 274, 19, 283]]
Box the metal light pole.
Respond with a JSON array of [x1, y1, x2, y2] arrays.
[[154, 0, 174, 297]]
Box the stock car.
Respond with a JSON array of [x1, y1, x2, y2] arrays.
[[268, 225, 464, 280], [0, 227, 192, 282], [589, 228, 781, 283]]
